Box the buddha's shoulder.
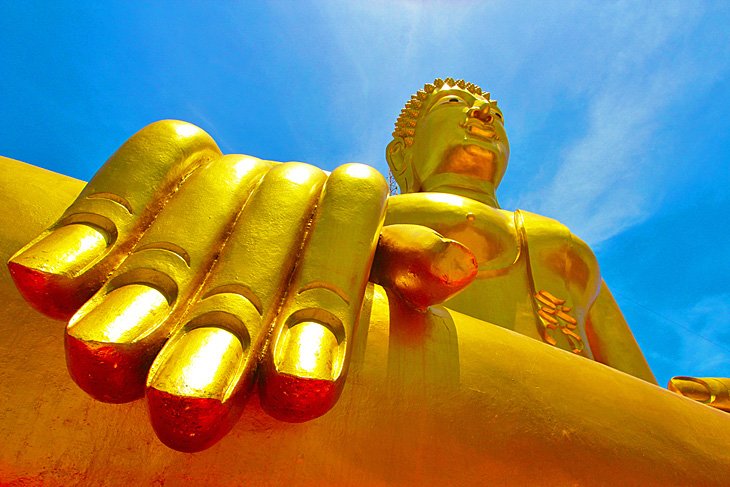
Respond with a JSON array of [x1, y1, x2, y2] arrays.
[[517, 209, 601, 294], [515, 209, 592, 251], [387, 192, 514, 228]]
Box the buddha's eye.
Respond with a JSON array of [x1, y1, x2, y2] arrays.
[[432, 95, 467, 110]]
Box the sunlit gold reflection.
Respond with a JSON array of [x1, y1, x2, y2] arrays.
[[233, 156, 263, 180], [157, 328, 243, 397], [275, 321, 339, 380], [173, 122, 201, 138], [344, 163, 375, 179], [285, 164, 319, 185], [69, 284, 169, 343], [13, 224, 107, 276], [422, 192, 467, 207]]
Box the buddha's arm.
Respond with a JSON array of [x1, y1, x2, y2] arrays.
[[1, 149, 477, 452], [585, 280, 657, 384], [3, 159, 730, 485]]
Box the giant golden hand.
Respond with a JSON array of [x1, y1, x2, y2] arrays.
[[7, 120, 477, 452]]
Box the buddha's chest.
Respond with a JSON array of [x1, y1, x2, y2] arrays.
[[447, 265, 594, 358], [385, 194, 595, 357], [385, 194, 520, 274]]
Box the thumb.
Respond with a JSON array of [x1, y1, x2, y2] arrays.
[[371, 224, 478, 311]]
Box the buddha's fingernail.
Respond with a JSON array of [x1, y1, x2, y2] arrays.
[[65, 284, 170, 403], [262, 320, 343, 422], [8, 224, 109, 320], [10, 223, 108, 277], [432, 238, 478, 288], [274, 320, 342, 380], [668, 376, 712, 403], [147, 327, 247, 453]]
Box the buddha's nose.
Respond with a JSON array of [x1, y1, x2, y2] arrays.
[[469, 104, 493, 123]]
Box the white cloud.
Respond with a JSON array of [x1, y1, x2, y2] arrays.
[[515, 2, 730, 244], [307, 1, 500, 173], [520, 74, 677, 244], [284, 1, 728, 246]]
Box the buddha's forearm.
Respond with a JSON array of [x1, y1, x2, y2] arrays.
[[346, 290, 730, 485], [585, 280, 657, 383], [3, 158, 730, 485]]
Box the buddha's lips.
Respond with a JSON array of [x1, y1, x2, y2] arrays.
[[463, 122, 499, 141]]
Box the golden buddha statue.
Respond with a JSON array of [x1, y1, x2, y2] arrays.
[[1, 79, 729, 485], [384, 78, 656, 381]]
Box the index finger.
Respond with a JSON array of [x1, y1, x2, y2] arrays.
[[260, 163, 389, 422]]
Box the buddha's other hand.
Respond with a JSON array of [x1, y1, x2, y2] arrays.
[[668, 376, 730, 412], [7, 120, 477, 452]]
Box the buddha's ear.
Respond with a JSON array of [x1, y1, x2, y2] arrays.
[[385, 138, 416, 193]]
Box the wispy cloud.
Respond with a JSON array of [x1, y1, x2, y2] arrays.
[[521, 74, 677, 244], [673, 294, 730, 376], [620, 291, 730, 386], [309, 1, 493, 172], [271, 1, 728, 247], [516, 2, 729, 244]]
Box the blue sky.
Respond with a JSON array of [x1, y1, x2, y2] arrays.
[[1, 1, 729, 387]]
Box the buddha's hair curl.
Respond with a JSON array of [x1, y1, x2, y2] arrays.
[[392, 77, 491, 146]]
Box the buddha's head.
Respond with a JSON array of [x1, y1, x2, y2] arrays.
[[386, 78, 509, 199]]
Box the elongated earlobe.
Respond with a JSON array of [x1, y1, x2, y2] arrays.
[[385, 138, 417, 193]]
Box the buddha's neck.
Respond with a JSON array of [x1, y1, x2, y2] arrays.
[[419, 176, 500, 208]]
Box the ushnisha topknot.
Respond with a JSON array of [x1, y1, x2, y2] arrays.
[[393, 77, 493, 146]]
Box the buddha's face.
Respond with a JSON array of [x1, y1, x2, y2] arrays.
[[389, 86, 510, 194]]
